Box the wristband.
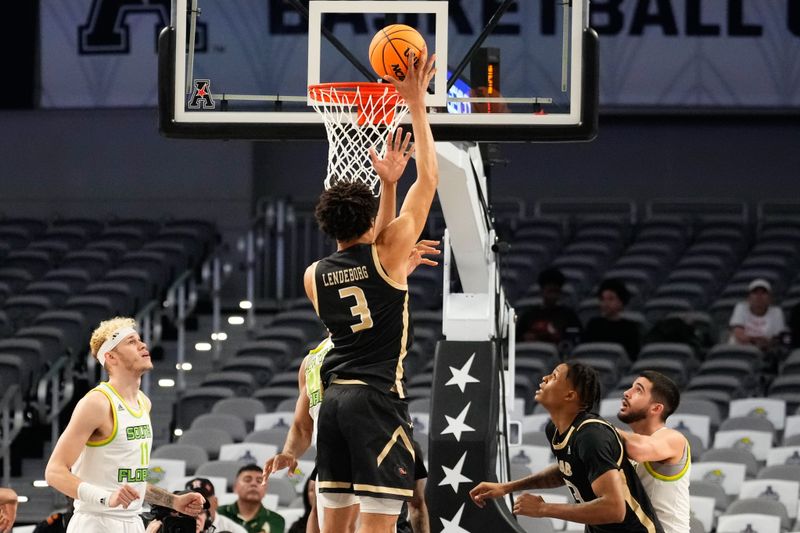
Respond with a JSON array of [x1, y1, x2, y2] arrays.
[[78, 482, 113, 507]]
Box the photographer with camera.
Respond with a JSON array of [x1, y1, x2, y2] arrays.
[[45, 318, 206, 533], [185, 478, 246, 533], [146, 491, 224, 533]]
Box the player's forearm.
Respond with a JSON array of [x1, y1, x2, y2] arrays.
[[507, 464, 564, 492], [618, 430, 660, 463], [44, 463, 82, 499], [409, 504, 431, 533], [536, 497, 626, 525], [282, 422, 313, 459], [145, 484, 176, 508], [374, 182, 397, 236], [409, 105, 438, 188]]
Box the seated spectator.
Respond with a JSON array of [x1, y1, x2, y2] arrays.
[[583, 278, 641, 359], [516, 267, 582, 350], [729, 278, 786, 353], [287, 474, 317, 533], [218, 464, 285, 533], [185, 477, 247, 533]]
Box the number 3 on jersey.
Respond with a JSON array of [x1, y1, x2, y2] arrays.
[[339, 286, 373, 332]]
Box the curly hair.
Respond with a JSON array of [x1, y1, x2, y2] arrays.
[[89, 316, 137, 357], [314, 182, 379, 242], [566, 362, 601, 413]]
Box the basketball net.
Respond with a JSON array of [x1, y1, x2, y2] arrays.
[[308, 82, 409, 195]]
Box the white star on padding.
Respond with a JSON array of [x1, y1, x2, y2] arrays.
[[441, 402, 475, 441], [439, 503, 471, 533], [439, 451, 472, 493], [445, 352, 480, 393]]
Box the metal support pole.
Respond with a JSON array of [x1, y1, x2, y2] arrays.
[[275, 199, 286, 301], [212, 256, 222, 365], [141, 313, 152, 395], [176, 283, 186, 391], [246, 229, 257, 330]]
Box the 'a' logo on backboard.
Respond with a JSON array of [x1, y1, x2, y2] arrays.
[[188, 79, 214, 110]]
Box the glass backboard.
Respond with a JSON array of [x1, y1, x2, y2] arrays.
[[159, 0, 597, 141]]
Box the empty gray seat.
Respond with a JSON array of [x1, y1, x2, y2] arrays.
[[190, 413, 248, 442], [689, 479, 729, 511], [174, 387, 234, 430], [152, 444, 208, 475], [211, 397, 265, 430], [200, 371, 256, 397], [245, 427, 290, 448], [254, 386, 298, 412], [725, 498, 790, 531], [267, 476, 299, 507], [756, 464, 800, 483], [178, 428, 233, 460], [701, 448, 759, 478]]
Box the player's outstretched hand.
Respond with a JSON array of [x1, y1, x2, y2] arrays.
[[109, 484, 141, 509], [263, 452, 299, 482], [469, 481, 509, 508], [370, 127, 414, 185], [384, 46, 436, 108], [173, 491, 205, 517], [407, 239, 440, 275], [145, 519, 163, 533], [513, 493, 547, 517]]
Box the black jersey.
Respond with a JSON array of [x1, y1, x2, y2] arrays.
[[313, 243, 413, 397], [546, 412, 664, 533]]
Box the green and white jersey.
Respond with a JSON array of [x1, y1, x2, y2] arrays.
[[304, 337, 333, 444], [634, 428, 691, 533], [72, 382, 152, 516]]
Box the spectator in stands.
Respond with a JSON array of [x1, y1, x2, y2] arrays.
[[729, 278, 786, 351], [0, 487, 17, 531], [185, 477, 247, 533], [583, 279, 641, 359], [516, 267, 582, 349], [218, 464, 285, 533], [616, 371, 689, 533], [287, 474, 318, 533]]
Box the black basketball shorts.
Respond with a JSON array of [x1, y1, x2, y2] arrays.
[[316, 383, 416, 501]]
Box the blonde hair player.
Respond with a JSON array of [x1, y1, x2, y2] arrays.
[[45, 317, 205, 533]]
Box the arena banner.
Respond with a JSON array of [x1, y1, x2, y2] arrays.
[[41, 0, 800, 108]]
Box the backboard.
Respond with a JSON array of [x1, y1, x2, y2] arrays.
[[159, 0, 597, 142]]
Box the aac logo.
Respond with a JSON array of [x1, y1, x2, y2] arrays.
[[188, 80, 215, 110], [79, 0, 206, 54]]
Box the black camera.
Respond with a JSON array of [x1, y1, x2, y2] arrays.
[[149, 505, 198, 533]]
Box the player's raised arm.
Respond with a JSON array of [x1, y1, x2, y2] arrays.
[[376, 48, 437, 281]]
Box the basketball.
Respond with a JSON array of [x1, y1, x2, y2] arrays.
[[368, 24, 426, 81]]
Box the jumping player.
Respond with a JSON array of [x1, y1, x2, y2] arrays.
[[303, 48, 437, 533], [617, 371, 690, 533], [45, 317, 205, 533], [470, 363, 664, 533]]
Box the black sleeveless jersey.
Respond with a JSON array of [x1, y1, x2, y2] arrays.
[[313, 243, 413, 398], [546, 412, 664, 533]]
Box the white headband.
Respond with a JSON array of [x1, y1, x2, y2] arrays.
[[96, 326, 137, 366]]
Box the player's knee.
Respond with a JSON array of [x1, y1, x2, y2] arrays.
[[358, 496, 403, 516]]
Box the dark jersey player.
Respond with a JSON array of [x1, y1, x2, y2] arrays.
[[470, 363, 663, 533], [303, 48, 437, 533]]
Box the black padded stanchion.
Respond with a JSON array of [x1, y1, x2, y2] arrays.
[[425, 340, 524, 532]]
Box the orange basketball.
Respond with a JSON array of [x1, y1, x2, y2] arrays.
[[368, 24, 426, 81]]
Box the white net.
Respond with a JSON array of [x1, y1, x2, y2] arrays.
[[309, 83, 409, 195]]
